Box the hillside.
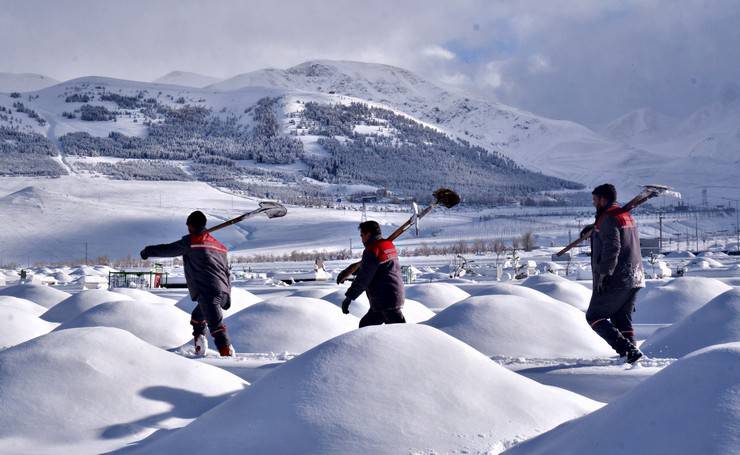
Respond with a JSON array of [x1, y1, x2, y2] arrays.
[[0, 60, 736, 202], [153, 71, 222, 88], [0, 72, 59, 93], [0, 73, 582, 204]]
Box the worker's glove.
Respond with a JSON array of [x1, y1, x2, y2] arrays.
[[580, 223, 595, 239], [596, 274, 608, 294], [140, 248, 149, 260], [341, 297, 352, 314]]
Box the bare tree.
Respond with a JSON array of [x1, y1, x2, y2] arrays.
[[521, 231, 536, 251]]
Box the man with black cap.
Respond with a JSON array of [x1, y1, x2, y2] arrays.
[[342, 220, 406, 327], [140, 211, 234, 357], [585, 184, 645, 363]]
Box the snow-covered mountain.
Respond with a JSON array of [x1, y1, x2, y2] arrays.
[[209, 60, 677, 193], [1, 60, 737, 200], [153, 71, 222, 88], [601, 107, 677, 143], [0, 72, 59, 93], [599, 100, 740, 198]]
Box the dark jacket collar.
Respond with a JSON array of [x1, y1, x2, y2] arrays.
[[363, 234, 383, 247]]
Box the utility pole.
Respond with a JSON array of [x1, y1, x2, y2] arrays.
[[659, 212, 664, 252], [84, 241, 88, 266], [695, 213, 699, 252], [737, 201, 740, 252], [718, 197, 740, 252]]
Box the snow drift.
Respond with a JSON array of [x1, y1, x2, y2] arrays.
[[41, 289, 134, 323], [404, 282, 470, 311], [321, 288, 370, 317], [398, 298, 435, 323], [54, 299, 192, 349], [0, 283, 70, 309], [0, 327, 246, 454], [505, 342, 740, 455], [425, 295, 614, 358], [131, 324, 600, 454], [0, 295, 48, 316], [320, 289, 434, 323], [0, 306, 57, 349], [634, 277, 732, 324], [287, 287, 337, 299], [521, 273, 592, 311], [641, 288, 740, 358], [174, 287, 262, 317], [465, 282, 563, 304], [111, 288, 177, 305], [218, 296, 358, 354]]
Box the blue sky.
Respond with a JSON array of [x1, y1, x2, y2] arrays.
[[1, 0, 738, 127]]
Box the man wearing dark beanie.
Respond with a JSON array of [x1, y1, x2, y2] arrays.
[[140, 210, 234, 357], [585, 184, 645, 364]]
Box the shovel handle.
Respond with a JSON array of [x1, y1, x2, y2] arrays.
[[337, 261, 361, 284]]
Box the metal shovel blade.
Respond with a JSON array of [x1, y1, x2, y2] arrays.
[[258, 201, 288, 218], [643, 184, 682, 199], [412, 201, 420, 236]]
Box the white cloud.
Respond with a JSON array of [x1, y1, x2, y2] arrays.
[[482, 61, 507, 89], [438, 72, 469, 86], [421, 45, 456, 61], [528, 54, 551, 74]]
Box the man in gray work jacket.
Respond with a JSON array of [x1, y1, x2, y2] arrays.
[[342, 221, 406, 328], [586, 184, 645, 364], [140, 211, 234, 357]]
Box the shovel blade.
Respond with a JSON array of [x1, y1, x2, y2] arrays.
[[258, 201, 288, 218]]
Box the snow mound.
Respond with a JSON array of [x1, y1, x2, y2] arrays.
[[0, 327, 246, 454], [322, 288, 370, 317], [136, 324, 599, 454], [425, 295, 614, 358], [0, 283, 70, 309], [400, 298, 436, 323], [320, 289, 434, 322], [174, 287, 262, 317], [288, 287, 337, 299], [53, 270, 74, 284], [665, 250, 696, 258], [0, 307, 57, 349], [688, 257, 724, 268], [634, 277, 732, 324], [465, 282, 563, 304], [111, 288, 177, 304], [521, 273, 591, 311], [404, 282, 470, 311], [0, 295, 48, 316], [221, 296, 358, 354], [642, 288, 740, 358], [505, 342, 740, 455], [55, 299, 192, 349], [41, 289, 134, 323]]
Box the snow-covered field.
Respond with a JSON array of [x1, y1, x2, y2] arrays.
[[1, 250, 739, 453]]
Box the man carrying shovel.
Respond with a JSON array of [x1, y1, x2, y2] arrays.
[[141, 211, 235, 357], [140, 202, 286, 357], [585, 184, 645, 364], [342, 220, 407, 327]]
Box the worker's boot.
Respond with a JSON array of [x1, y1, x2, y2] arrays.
[[218, 344, 235, 357], [194, 334, 208, 357]]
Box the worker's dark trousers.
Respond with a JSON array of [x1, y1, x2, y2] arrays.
[[191, 292, 231, 350], [586, 288, 640, 355], [359, 308, 406, 328]]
